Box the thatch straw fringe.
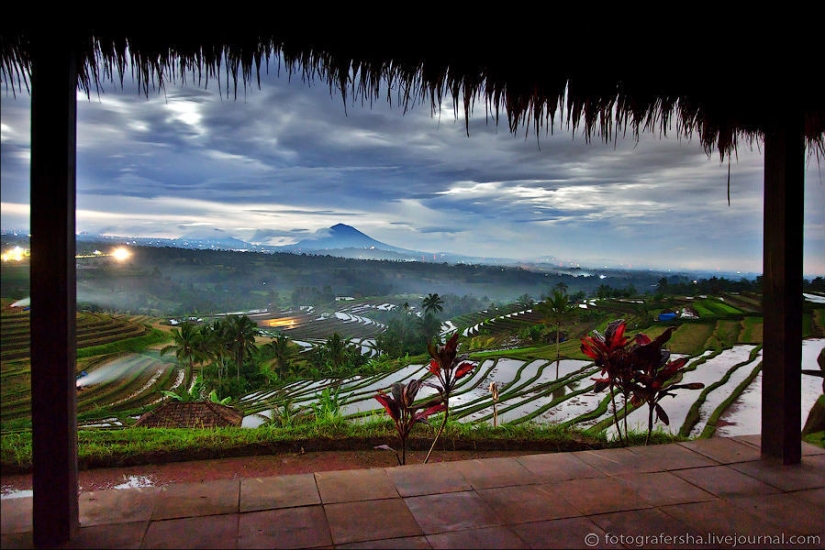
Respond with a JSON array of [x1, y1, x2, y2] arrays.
[[1, 29, 823, 161]]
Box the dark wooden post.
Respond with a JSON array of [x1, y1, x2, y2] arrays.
[[29, 37, 80, 545], [761, 110, 805, 464]]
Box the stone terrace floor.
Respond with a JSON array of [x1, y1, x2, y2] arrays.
[[1, 435, 823, 549]]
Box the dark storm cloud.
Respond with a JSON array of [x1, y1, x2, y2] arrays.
[[1, 62, 823, 275]]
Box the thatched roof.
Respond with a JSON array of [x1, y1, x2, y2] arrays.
[[134, 401, 243, 429], [1, 24, 822, 161]]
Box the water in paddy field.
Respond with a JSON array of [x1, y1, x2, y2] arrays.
[[236, 341, 824, 435], [75, 353, 165, 387], [714, 338, 824, 437]]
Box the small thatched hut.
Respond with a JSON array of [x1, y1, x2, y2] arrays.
[[134, 401, 243, 429]]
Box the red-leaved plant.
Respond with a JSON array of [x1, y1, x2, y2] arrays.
[[374, 378, 446, 465], [423, 332, 476, 463], [582, 319, 704, 445]]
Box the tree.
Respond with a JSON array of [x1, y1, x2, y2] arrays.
[[554, 282, 568, 295], [538, 290, 576, 378], [421, 293, 444, 316], [325, 333, 347, 371], [417, 313, 443, 346], [224, 315, 260, 385], [266, 334, 295, 379], [160, 321, 201, 392], [516, 293, 534, 309]]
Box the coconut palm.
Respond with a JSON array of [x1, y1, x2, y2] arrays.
[[538, 289, 576, 378], [266, 334, 295, 378], [224, 315, 260, 384], [421, 293, 444, 316], [160, 321, 200, 392], [325, 333, 347, 370]]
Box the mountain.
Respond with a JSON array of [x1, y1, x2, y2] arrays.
[[273, 224, 415, 255], [174, 228, 255, 251], [73, 224, 549, 265]]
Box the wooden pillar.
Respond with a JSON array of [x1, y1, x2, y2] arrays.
[[761, 110, 805, 464], [29, 37, 80, 545]]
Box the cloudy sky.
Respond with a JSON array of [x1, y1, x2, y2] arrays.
[[2, 66, 823, 277]]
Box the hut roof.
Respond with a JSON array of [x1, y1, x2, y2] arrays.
[[1, 23, 822, 161], [134, 401, 243, 429]]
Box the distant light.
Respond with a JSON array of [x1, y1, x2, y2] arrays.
[[1, 246, 27, 262], [111, 247, 131, 261]]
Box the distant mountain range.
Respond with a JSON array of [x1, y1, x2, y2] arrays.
[[1, 225, 762, 280], [69, 223, 540, 265], [72, 223, 529, 266]]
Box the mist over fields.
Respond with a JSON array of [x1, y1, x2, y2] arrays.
[[0, 237, 688, 317]]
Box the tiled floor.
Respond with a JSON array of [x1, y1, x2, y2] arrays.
[[1, 435, 823, 549]]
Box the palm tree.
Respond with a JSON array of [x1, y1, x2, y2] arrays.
[[418, 313, 443, 345], [224, 315, 260, 384], [266, 334, 294, 378], [422, 293, 444, 316], [160, 321, 200, 392], [538, 290, 575, 378], [325, 333, 347, 371], [554, 281, 568, 295]]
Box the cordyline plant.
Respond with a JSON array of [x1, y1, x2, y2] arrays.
[[423, 332, 476, 463], [374, 378, 446, 465], [582, 319, 704, 445]]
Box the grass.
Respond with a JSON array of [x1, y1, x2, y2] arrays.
[[0, 419, 689, 473]]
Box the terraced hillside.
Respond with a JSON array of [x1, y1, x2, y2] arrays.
[[0, 307, 153, 362], [1, 305, 175, 430], [2, 293, 823, 441]]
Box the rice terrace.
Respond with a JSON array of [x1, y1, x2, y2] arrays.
[[2, 249, 823, 480]]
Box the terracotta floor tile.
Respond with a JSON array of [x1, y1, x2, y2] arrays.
[[736, 435, 825, 456], [0, 531, 33, 549], [324, 498, 422, 545], [733, 434, 762, 448], [425, 525, 529, 549], [315, 468, 398, 504], [727, 493, 825, 536], [386, 462, 471, 497], [151, 479, 240, 520], [660, 500, 788, 544], [792, 486, 825, 506], [476, 484, 578, 525], [452, 457, 536, 489], [588, 508, 703, 549], [550, 476, 653, 515], [626, 441, 718, 470], [802, 441, 825, 455], [79, 487, 159, 526], [729, 455, 825, 492], [336, 535, 433, 549], [671, 465, 782, 498], [515, 452, 603, 482], [240, 473, 320, 512], [614, 471, 717, 506], [0, 497, 32, 534], [62, 520, 148, 549], [678, 437, 760, 464], [237, 505, 332, 548], [4, 440, 823, 548], [141, 514, 239, 549], [511, 517, 625, 549], [573, 447, 662, 475], [404, 491, 500, 535]]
